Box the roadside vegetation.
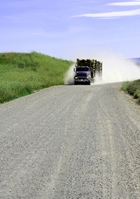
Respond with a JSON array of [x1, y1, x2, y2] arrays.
[[0, 51, 73, 103], [121, 79, 140, 104]]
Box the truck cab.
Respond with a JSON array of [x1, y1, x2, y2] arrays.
[[74, 66, 91, 85]]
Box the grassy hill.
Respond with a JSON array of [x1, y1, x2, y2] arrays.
[[0, 51, 73, 103]]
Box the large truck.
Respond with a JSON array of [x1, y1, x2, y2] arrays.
[[74, 58, 102, 85]]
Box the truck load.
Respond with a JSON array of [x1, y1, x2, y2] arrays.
[[74, 58, 102, 85]]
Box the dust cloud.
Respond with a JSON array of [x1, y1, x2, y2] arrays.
[[64, 50, 140, 85], [64, 64, 75, 85]]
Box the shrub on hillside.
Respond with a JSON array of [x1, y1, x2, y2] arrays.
[[126, 79, 140, 96], [133, 89, 140, 99], [121, 81, 132, 91]]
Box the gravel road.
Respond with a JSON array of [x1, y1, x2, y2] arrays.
[[0, 83, 140, 199]]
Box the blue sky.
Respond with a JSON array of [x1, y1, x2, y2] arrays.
[[0, 0, 140, 59]]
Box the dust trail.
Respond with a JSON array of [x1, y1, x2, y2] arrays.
[[93, 51, 140, 85], [64, 50, 140, 85], [64, 64, 75, 85]]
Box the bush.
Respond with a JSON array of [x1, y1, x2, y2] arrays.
[[134, 89, 140, 99], [126, 80, 140, 95], [121, 79, 140, 104], [121, 81, 132, 91]]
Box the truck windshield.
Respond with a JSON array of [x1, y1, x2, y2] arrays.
[[76, 67, 90, 71]]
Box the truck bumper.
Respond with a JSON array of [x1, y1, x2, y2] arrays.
[[74, 79, 91, 84]]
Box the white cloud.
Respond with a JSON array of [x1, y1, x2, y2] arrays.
[[108, 1, 140, 6], [72, 9, 140, 18]]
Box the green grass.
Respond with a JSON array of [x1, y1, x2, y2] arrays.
[[121, 79, 140, 104], [0, 51, 73, 103]]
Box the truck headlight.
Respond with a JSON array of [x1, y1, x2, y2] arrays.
[[87, 75, 91, 79]]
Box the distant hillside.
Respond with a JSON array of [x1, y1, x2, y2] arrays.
[[131, 57, 140, 64]]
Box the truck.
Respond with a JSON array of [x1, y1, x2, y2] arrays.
[[74, 58, 102, 85]]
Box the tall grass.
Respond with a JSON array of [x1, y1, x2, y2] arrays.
[[0, 51, 73, 103], [121, 79, 140, 104]]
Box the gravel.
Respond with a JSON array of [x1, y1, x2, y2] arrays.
[[0, 83, 140, 199]]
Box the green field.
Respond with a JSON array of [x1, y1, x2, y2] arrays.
[[121, 79, 140, 104], [0, 51, 73, 103]]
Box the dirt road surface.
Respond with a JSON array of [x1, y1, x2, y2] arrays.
[[0, 83, 140, 199]]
